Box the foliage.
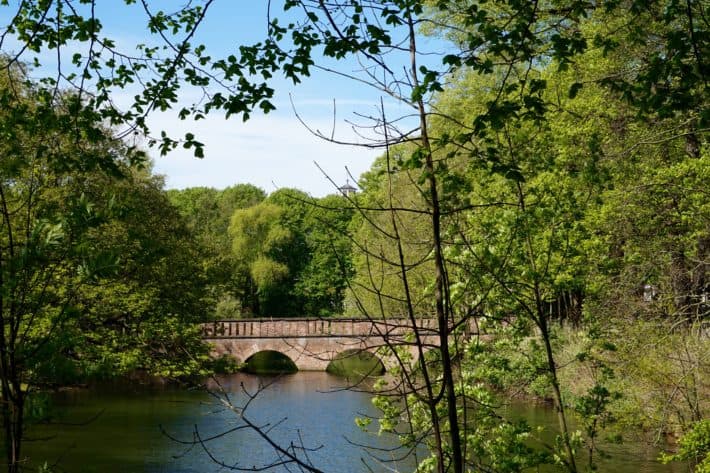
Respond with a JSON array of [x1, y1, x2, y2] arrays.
[[661, 419, 710, 473], [168, 184, 266, 319], [227, 188, 354, 316], [0, 150, 210, 386], [346, 149, 437, 317], [0, 63, 210, 471], [349, 0, 706, 469], [596, 320, 709, 441], [0, 65, 133, 471], [0, 0, 708, 472], [293, 193, 355, 316], [229, 201, 292, 315], [67, 168, 209, 380], [0, 0, 704, 143]]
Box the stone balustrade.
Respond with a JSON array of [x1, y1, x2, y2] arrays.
[[201, 317, 446, 339], [201, 317, 480, 371]]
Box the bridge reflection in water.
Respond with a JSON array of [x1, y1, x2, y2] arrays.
[[202, 318, 477, 371]]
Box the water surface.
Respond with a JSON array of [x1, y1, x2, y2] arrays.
[[23, 372, 682, 472], [26, 372, 412, 472]]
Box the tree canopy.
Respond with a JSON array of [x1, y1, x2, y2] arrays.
[[0, 1, 707, 472]]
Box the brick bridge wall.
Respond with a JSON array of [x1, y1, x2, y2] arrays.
[[202, 318, 477, 371]]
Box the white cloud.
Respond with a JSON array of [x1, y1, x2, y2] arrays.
[[148, 112, 381, 197], [0, 3, 418, 197]]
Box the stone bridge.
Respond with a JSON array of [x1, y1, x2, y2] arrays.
[[202, 317, 477, 371]]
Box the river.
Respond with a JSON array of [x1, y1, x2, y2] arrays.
[[23, 372, 681, 472]]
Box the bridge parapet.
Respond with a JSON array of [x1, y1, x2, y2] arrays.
[[202, 317, 446, 339], [202, 317, 481, 371]]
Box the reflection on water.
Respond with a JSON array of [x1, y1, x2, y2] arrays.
[[25, 372, 413, 473], [23, 372, 681, 472], [499, 402, 683, 473]]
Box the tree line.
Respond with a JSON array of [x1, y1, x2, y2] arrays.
[[0, 0, 708, 472], [167, 186, 355, 318]]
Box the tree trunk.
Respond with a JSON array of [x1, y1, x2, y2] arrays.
[[406, 8, 464, 471]]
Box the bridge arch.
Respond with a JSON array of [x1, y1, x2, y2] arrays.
[[243, 350, 297, 374], [203, 317, 475, 373], [360, 344, 436, 373], [326, 349, 385, 377]]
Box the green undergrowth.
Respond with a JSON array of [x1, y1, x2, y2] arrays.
[[466, 321, 708, 446]]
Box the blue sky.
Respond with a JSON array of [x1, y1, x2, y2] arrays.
[[101, 1, 391, 196], [0, 1, 442, 196]]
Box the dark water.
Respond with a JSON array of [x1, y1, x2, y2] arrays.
[[25, 372, 414, 473], [23, 372, 681, 473], [499, 403, 683, 473]]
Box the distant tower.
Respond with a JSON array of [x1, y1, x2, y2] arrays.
[[338, 179, 357, 197]]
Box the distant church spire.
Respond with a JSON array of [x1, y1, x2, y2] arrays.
[[338, 179, 357, 197]]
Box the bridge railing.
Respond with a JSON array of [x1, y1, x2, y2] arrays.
[[201, 317, 458, 339]]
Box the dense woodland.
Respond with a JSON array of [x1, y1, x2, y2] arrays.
[[0, 0, 708, 472], [167, 186, 355, 318]]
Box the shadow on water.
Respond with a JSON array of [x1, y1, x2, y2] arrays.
[[325, 349, 385, 378], [22, 372, 412, 473], [498, 401, 686, 473]]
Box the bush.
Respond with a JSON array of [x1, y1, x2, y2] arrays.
[[660, 420, 710, 473]]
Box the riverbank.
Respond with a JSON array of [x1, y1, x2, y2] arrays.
[[479, 320, 708, 463]]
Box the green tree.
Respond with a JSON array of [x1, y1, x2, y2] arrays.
[[296, 193, 354, 316], [661, 419, 710, 472], [226, 188, 355, 317], [229, 201, 292, 315], [346, 148, 437, 318], [1, 1, 707, 472], [168, 184, 266, 318], [265, 188, 355, 316], [0, 62, 211, 471], [0, 67, 146, 472], [66, 166, 209, 380]]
